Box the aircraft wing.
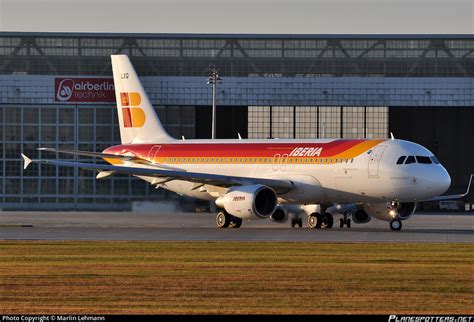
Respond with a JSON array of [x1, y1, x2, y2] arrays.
[[424, 174, 473, 202], [38, 147, 136, 160], [21, 154, 294, 194], [38, 147, 185, 171]]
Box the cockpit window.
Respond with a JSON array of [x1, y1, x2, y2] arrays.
[[416, 156, 432, 164], [405, 156, 416, 164], [396, 156, 406, 164], [431, 156, 440, 164]]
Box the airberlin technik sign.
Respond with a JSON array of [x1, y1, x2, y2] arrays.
[[55, 78, 115, 103]]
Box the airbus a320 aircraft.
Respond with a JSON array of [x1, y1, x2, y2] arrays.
[[22, 55, 468, 231]]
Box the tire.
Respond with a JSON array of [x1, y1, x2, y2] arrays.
[[229, 217, 242, 228], [320, 212, 334, 229], [291, 218, 297, 228], [346, 218, 351, 228], [308, 213, 320, 229], [298, 218, 303, 228], [216, 211, 230, 228], [234, 219, 242, 228], [339, 218, 344, 228], [390, 219, 402, 231]]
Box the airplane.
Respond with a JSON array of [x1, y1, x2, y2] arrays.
[[21, 55, 469, 231]]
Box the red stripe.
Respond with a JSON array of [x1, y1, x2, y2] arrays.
[[122, 108, 132, 127], [104, 140, 375, 158]]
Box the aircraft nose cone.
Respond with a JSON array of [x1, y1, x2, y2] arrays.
[[436, 167, 451, 195]]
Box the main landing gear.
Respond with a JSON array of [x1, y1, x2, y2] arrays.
[[389, 219, 402, 231], [339, 213, 351, 228], [308, 212, 334, 229], [291, 216, 303, 228], [216, 210, 242, 228]]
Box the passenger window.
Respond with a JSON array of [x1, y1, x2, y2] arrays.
[[416, 156, 432, 164], [396, 156, 406, 164], [431, 156, 440, 164], [405, 156, 416, 164]]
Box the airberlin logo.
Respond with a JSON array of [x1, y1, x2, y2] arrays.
[[121, 92, 146, 128], [289, 147, 323, 157], [55, 78, 115, 103]]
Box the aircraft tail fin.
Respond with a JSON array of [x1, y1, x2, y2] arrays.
[[111, 55, 174, 144]]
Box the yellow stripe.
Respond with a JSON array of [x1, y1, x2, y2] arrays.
[[333, 140, 385, 159]]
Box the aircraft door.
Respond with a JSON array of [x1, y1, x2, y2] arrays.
[[368, 145, 386, 177], [272, 154, 281, 171], [281, 154, 288, 171]]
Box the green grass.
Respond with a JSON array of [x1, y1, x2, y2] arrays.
[[0, 241, 472, 314]]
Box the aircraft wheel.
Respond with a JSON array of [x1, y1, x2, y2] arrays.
[[346, 218, 351, 228], [308, 213, 320, 229], [339, 218, 344, 228], [229, 217, 242, 228], [298, 217, 303, 228], [390, 219, 402, 231], [291, 218, 297, 228], [320, 212, 334, 229], [216, 211, 230, 228]]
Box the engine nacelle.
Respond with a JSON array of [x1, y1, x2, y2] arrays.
[[363, 202, 417, 222], [270, 206, 288, 223], [215, 185, 277, 220], [395, 202, 417, 220], [352, 209, 371, 224]]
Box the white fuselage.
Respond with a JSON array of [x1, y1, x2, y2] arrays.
[[116, 138, 450, 206]]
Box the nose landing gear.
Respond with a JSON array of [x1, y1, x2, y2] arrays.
[[389, 219, 402, 231]]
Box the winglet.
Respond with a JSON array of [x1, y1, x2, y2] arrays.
[[390, 132, 395, 140], [462, 174, 474, 197], [21, 153, 32, 170], [238, 133, 242, 140]]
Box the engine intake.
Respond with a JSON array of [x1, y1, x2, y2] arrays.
[[396, 202, 417, 220], [270, 206, 288, 223], [215, 185, 278, 220], [352, 209, 371, 224], [362, 202, 417, 221]]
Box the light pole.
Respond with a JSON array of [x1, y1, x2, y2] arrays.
[[207, 65, 221, 140]]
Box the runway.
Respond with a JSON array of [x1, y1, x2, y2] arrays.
[[0, 211, 472, 242]]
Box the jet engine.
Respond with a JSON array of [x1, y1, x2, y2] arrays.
[[352, 209, 371, 224], [362, 202, 417, 221], [270, 206, 288, 223], [215, 185, 278, 220]]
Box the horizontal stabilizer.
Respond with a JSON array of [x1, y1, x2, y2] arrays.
[[21, 153, 32, 170], [96, 171, 116, 179]]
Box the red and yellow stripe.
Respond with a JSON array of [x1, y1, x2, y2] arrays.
[[103, 139, 385, 165]]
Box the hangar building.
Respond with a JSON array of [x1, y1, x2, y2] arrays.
[[0, 32, 472, 210]]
